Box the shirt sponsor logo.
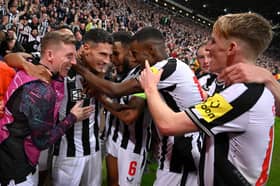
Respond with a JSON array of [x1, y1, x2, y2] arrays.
[[195, 93, 233, 122]]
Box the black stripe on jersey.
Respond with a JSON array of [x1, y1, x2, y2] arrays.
[[160, 88, 197, 173], [113, 119, 120, 142], [134, 111, 145, 154], [187, 83, 265, 136], [159, 136, 168, 170], [65, 74, 77, 157], [121, 125, 130, 149], [201, 74, 217, 92], [100, 110, 107, 140], [171, 135, 197, 174], [146, 125, 152, 151], [141, 150, 146, 169], [212, 83, 264, 126], [82, 98, 90, 155], [94, 99, 100, 152], [106, 113, 114, 138], [160, 58, 177, 81], [185, 109, 214, 136], [159, 86, 179, 112], [199, 137, 207, 186], [214, 133, 251, 186]]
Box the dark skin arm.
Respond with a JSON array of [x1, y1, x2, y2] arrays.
[[100, 95, 146, 125], [73, 63, 143, 98], [4, 52, 52, 83], [99, 94, 134, 112]]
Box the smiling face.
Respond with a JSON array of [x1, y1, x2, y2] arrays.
[[130, 40, 154, 68], [52, 42, 77, 77], [41, 31, 77, 77], [83, 42, 112, 73], [111, 41, 130, 74], [206, 30, 230, 74]]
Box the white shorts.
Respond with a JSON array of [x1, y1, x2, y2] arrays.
[[105, 136, 119, 158], [153, 169, 182, 186], [118, 148, 146, 186], [52, 151, 102, 186], [153, 168, 198, 186]]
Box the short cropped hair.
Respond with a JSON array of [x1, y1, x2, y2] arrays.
[[196, 41, 208, 56], [83, 28, 113, 45], [131, 27, 165, 43], [112, 31, 132, 47], [213, 13, 273, 56], [41, 31, 76, 56]]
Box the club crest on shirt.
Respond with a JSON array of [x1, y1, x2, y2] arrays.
[[195, 93, 233, 122], [70, 89, 86, 102]]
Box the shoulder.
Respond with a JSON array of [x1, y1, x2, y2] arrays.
[[23, 81, 56, 101]]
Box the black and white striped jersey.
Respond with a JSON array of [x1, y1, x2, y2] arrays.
[[53, 72, 101, 157], [152, 58, 204, 175], [106, 65, 152, 155], [197, 73, 216, 94], [185, 82, 275, 186]]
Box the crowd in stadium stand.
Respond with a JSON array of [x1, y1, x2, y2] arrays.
[[0, 0, 279, 73]]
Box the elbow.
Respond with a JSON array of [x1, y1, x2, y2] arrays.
[[121, 115, 137, 125], [156, 121, 174, 136], [3, 53, 12, 62], [122, 118, 134, 125], [106, 88, 123, 98]]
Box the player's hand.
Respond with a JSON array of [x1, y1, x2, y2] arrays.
[[218, 63, 272, 85], [139, 60, 163, 93], [70, 100, 94, 122], [72, 63, 88, 75], [24, 63, 52, 83]]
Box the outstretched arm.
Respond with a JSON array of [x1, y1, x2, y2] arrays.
[[73, 63, 142, 98], [4, 52, 52, 83], [219, 63, 280, 116], [139, 60, 198, 135], [99, 94, 134, 112], [100, 95, 146, 125]]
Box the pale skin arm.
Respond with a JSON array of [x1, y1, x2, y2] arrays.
[[139, 61, 198, 136], [16, 0, 29, 19], [219, 63, 280, 116], [4, 52, 52, 83]]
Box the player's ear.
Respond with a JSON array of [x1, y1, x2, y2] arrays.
[[46, 49, 54, 63], [227, 40, 237, 56], [81, 43, 91, 56], [83, 43, 90, 51], [147, 43, 157, 59]]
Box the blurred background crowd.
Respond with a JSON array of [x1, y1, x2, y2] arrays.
[[0, 0, 279, 74]]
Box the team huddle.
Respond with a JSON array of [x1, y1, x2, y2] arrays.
[[0, 12, 278, 186]]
